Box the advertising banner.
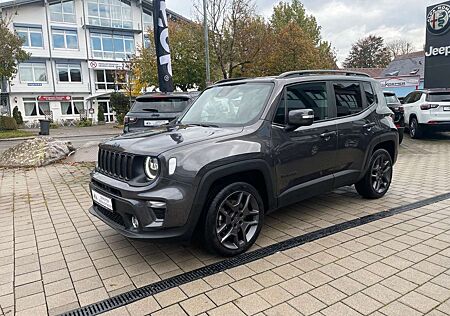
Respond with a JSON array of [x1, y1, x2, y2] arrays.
[[153, 0, 174, 92], [376, 76, 421, 89], [425, 1, 450, 88]]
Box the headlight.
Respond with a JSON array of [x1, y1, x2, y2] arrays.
[[144, 157, 159, 180]]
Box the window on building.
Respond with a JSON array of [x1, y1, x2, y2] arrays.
[[143, 12, 153, 32], [334, 82, 364, 117], [95, 69, 126, 90], [49, 0, 76, 23], [57, 64, 82, 82], [143, 35, 150, 48], [52, 29, 78, 49], [16, 26, 43, 48], [90, 33, 134, 60], [61, 97, 84, 115], [23, 98, 50, 117], [87, 0, 132, 29], [19, 63, 48, 82]]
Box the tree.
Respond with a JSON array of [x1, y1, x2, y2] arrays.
[[343, 35, 391, 68], [97, 105, 105, 123], [12, 106, 23, 125], [270, 0, 321, 44], [131, 20, 212, 91], [0, 14, 30, 86], [386, 40, 415, 59], [110, 92, 129, 125]]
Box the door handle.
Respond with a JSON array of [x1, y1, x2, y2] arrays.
[[320, 131, 337, 140]]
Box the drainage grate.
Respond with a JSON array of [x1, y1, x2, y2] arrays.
[[60, 192, 450, 316]]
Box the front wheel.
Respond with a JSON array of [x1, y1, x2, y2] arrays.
[[355, 149, 393, 199], [203, 182, 264, 256]]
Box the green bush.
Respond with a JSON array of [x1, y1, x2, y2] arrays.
[[76, 118, 93, 127], [12, 106, 24, 126], [0, 115, 18, 130], [110, 92, 130, 125], [50, 122, 59, 129], [97, 106, 105, 122]]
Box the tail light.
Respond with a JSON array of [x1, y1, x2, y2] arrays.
[[124, 116, 137, 125], [420, 104, 439, 110]]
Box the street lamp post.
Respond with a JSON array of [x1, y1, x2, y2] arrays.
[[203, 0, 211, 86]]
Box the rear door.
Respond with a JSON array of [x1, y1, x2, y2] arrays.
[[333, 80, 378, 187]]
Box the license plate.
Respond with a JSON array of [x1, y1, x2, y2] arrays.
[[92, 190, 113, 211], [144, 120, 169, 127], [443, 106, 450, 111]]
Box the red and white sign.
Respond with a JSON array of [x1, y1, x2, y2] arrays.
[[376, 76, 421, 88], [38, 96, 72, 102]]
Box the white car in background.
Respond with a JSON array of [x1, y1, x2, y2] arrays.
[[402, 89, 450, 138]]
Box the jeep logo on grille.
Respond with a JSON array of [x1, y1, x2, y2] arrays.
[[427, 4, 450, 35]]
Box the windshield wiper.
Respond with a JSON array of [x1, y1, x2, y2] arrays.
[[188, 123, 219, 128], [142, 109, 158, 112]]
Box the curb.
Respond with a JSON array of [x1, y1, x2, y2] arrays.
[[0, 133, 120, 142]]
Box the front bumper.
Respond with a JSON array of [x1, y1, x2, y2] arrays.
[[89, 171, 197, 240]]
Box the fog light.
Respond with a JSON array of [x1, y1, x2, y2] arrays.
[[131, 216, 139, 229]]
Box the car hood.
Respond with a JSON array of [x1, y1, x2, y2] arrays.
[[101, 125, 244, 156]]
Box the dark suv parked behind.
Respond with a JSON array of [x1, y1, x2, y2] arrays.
[[90, 70, 398, 256], [123, 92, 198, 133]]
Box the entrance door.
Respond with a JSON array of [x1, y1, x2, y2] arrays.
[[98, 100, 115, 123]]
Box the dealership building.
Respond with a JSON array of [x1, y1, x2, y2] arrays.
[[0, 0, 186, 125]]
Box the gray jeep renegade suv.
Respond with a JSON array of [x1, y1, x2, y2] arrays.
[[90, 70, 399, 256]]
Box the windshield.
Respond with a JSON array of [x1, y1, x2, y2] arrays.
[[427, 93, 450, 102], [131, 97, 189, 113], [384, 94, 399, 104], [180, 83, 273, 126]]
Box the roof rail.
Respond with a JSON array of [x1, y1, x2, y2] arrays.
[[214, 77, 249, 84], [278, 70, 371, 79]]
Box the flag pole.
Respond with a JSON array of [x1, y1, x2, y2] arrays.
[[203, 0, 211, 86]]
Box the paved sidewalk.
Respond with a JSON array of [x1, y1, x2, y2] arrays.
[[0, 136, 449, 315]]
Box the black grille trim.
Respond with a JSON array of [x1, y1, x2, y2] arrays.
[[95, 204, 125, 227], [97, 148, 134, 181]]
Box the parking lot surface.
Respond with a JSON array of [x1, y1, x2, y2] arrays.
[[0, 134, 449, 315]]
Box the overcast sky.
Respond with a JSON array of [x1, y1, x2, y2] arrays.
[[169, 0, 438, 65]]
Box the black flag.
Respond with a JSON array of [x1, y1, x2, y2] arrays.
[[153, 0, 174, 92]]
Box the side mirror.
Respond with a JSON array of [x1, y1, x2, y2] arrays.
[[286, 109, 314, 131]]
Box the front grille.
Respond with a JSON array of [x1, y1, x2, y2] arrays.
[[96, 205, 125, 227], [97, 148, 134, 180]]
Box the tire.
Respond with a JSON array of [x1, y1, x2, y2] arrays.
[[398, 130, 404, 144], [355, 149, 393, 199], [203, 182, 264, 256], [409, 117, 422, 139]]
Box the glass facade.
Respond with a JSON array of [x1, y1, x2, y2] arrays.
[[95, 69, 127, 90], [143, 12, 152, 32], [49, 0, 76, 23], [87, 0, 132, 29], [19, 63, 48, 83], [52, 29, 78, 49], [16, 26, 43, 48], [57, 64, 82, 82], [90, 33, 134, 60]]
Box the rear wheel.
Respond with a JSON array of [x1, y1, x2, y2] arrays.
[[355, 149, 393, 199], [203, 182, 264, 256], [409, 117, 422, 139]]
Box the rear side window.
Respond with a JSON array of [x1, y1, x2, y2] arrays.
[[131, 97, 189, 113], [363, 82, 375, 105], [334, 82, 364, 117], [426, 93, 450, 102], [274, 82, 329, 125], [384, 94, 399, 104]]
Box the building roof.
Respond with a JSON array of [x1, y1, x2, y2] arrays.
[[381, 51, 424, 79], [342, 68, 385, 78]]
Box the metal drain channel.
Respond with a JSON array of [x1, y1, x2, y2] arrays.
[[60, 192, 450, 316]]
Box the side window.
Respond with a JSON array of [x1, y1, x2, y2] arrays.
[[404, 92, 415, 104], [363, 82, 375, 105], [274, 82, 329, 125], [334, 82, 364, 117], [415, 92, 423, 102]]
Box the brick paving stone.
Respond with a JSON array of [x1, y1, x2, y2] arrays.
[[15, 280, 43, 299], [78, 287, 109, 306], [288, 293, 326, 315], [154, 287, 188, 308], [207, 302, 245, 316], [321, 302, 362, 316], [44, 278, 74, 296], [179, 294, 215, 316], [399, 291, 440, 313], [265, 302, 302, 316], [180, 279, 212, 298], [234, 293, 271, 315], [279, 277, 314, 296], [379, 301, 422, 316], [300, 270, 332, 287], [252, 270, 284, 287], [230, 277, 264, 296], [125, 296, 160, 316], [206, 285, 240, 306], [15, 304, 48, 316], [343, 292, 383, 315], [15, 292, 45, 311], [258, 285, 293, 306], [310, 284, 347, 306]]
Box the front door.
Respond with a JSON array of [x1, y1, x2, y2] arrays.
[[98, 100, 115, 123], [272, 81, 338, 208]]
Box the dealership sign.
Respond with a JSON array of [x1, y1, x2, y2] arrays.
[[38, 95, 71, 101], [377, 76, 420, 88], [425, 1, 450, 88], [88, 60, 130, 70]]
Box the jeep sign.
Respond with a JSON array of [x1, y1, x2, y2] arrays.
[[425, 1, 450, 88]]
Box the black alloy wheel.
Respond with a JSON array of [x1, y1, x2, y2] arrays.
[[203, 182, 264, 256], [355, 148, 393, 199]]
